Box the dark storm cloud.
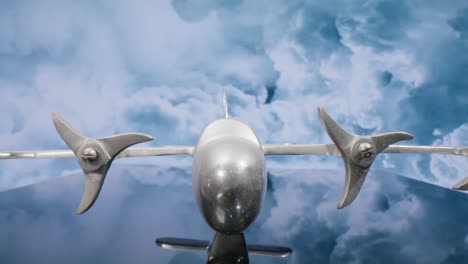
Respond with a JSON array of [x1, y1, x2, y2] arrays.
[[449, 7, 468, 40]]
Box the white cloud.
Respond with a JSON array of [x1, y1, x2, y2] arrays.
[[430, 123, 468, 187], [0, 0, 466, 193]]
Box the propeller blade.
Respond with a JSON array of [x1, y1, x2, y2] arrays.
[[318, 107, 414, 209], [337, 162, 369, 209], [453, 176, 468, 190], [52, 113, 153, 214], [371, 132, 414, 153], [52, 113, 86, 152], [317, 107, 355, 155], [100, 133, 156, 158], [78, 172, 106, 214]]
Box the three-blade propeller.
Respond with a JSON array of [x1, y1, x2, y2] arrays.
[[52, 113, 153, 214], [317, 108, 414, 209]]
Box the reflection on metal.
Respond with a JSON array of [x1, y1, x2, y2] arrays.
[[192, 119, 266, 234], [208, 233, 248, 264], [222, 90, 229, 119], [0, 93, 466, 263]]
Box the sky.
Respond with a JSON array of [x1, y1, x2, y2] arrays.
[[1, 2, 468, 263], [0, 1, 467, 193], [2, 166, 468, 263]]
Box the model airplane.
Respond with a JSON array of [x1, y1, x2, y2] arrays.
[[1, 92, 467, 263]]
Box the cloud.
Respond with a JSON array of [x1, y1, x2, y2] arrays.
[[255, 168, 468, 264], [430, 124, 468, 186], [2, 165, 468, 263], [0, 0, 466, 194], [0, 165, 211, 263]]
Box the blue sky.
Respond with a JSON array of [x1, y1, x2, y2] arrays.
[[0, 0, 467, 192]]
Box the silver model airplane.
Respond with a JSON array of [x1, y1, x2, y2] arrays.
[[1, 92, 467, 263]]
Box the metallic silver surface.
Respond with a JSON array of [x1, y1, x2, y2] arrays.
[[81, 147, 98, 163], [264, 144, 468, 157], [155, 236, 292, 258], [453, 176, 468, 190], [1, 144, 465, 159], [222, 90, 229, 119], [0, 150, 75, 159], [0, 146, 193, 159], [318, 107, 414, 209], [247, 244, 292, 258], [52, 113, 153, 214], [156, 237, 210, 251], [192, 119, 266, 235], [383, 145, 468, 156], [0, 94, 467, 263], [263, 143, 340, 156], [207, 233, 248, 264], [115, 146, 194, 158]]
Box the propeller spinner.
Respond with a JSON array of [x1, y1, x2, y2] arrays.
[[52, 113, 153, 214], [317, 108, 414, 209]]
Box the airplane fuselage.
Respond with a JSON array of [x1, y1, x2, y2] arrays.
[[192, 119, 267, 234]]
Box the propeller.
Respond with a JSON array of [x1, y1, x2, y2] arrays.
[[52, 113, 153, 214], [317, 108, 414, 209], [453, 177, 468, 190], [452, 148, 468, 190]]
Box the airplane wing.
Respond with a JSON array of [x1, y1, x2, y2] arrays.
[[264, 143, 467, 158], [263, 143, 341, 156], [263, 107, 468, 209], [0, 147, 193, 215], [0, 113, 194, 215], [1, 108, 466, 213], [0, 147, 194, 159]]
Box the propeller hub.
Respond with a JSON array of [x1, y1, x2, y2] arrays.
[[351, 138, 376, 167], [81, 147, 98, 163], [358, 142, 373, 158]]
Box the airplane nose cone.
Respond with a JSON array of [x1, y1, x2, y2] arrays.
[[193, 137, 266, 234], [209, 186, 258, 234]]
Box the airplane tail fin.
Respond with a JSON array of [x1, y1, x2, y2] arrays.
[[222, 90, 229, 118], [156, 233, 292, 262]]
